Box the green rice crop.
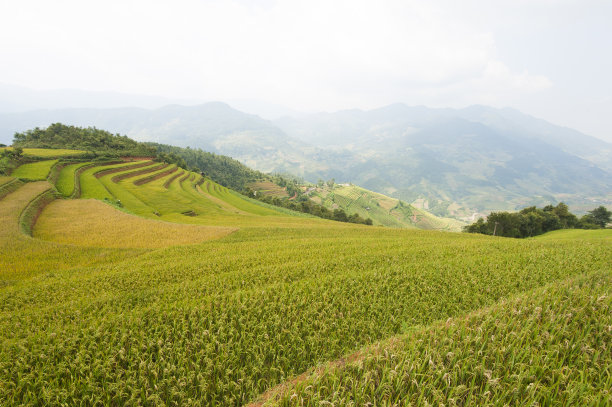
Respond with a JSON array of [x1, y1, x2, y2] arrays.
[[0, 147, 85, 157], [2, 151, 610, 406], [10, 159, 58, 180], [267, 270, 612, 406], [55, 162, 92, 196], [79, 161, 154, 200], [1, 222, 609, 405], [535, 228, 612, 241]]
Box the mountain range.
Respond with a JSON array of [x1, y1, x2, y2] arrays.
[[1, 101, 610, 219]]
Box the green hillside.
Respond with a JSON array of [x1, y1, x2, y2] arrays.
[[309, 183, 466, 231], [1, 148, 610, 406]]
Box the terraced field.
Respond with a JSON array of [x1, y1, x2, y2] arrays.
[[0, 175, 14, 186], [55, 162, 95, 196], [311, 184, 465, 231], [10, 159, 58, 180], [1, 151, 610, 406], [249, 181, 289, 198], [35, 199, 237, 248], [0, 181, 143, 281], [0, 147, 86, 157]]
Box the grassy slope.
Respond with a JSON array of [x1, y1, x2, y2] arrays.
[[312, 184, 466, 231], [535, 228, 612, 241], [55, 162, 92, 196], [0, 181, 143, 282], [35, 199, 237, 249], [10, 159, 58, 180], [1, 154, 610, 405], [0, 147, 85, 157]]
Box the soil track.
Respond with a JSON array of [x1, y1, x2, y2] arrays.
[[111, 164, 167, 183], [94, 161, 152, 179], [245, 336, 403, 406], [179, 172, 191, 183], [134, 167, 178, 186], [163, 170, 184, 189]]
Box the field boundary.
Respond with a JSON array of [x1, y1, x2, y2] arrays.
[[111, 163, 167, 183], [0, 178, 25, 201], [179, 172, 191, 183], [46, 161, 67, 185], [19, 188, 58, 236], [163, 170, 184, 189], [245, 271, 602, 407], [134, 166, 178, 186], [70, 163, 97, 199], [94, 161, 151, 179]]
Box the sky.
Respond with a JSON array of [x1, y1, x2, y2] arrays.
[[1, 0, 611, 142]]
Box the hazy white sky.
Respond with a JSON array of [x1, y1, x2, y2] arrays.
[[1, 0, 611, 141]]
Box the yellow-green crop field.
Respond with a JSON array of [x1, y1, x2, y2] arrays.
[[35, 199, 237, 248], [10, 159, 58, 180], [0, 153, 610, 406], [0, 176, 14, 186], [55, 162, 93, 196], [310, 184, 465, 231], [535, 228, 612, 241], [264, 270, 611, 406], [0, 147, 86, 157]]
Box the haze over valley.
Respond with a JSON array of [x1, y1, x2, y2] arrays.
[[2, 91, 611, 219]]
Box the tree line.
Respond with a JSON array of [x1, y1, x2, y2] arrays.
[[251, 193, 373, 225], [8, 124, 371, 225], [464, 203, 611, 238], [13, 123, 157, 157], [148, 143, 265, 191]]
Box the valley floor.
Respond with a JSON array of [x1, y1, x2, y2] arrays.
[[0, 159, 610, 406]]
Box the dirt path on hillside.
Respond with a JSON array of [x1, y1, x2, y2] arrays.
[[245, 336, 404, 406]]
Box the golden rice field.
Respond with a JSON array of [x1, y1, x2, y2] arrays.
[[35, 199, 237, 248], [0, 175, 14, 186], [1, 151, 610, 406], [0, 181, 143, 281]]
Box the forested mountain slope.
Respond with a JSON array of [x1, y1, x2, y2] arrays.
[[2, 103, 610, 217]]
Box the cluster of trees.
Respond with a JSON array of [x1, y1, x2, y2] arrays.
[[131, 142, 374, 225], [0, 147, 24, 175], [10, 124, 267, 191], [150, 144, 265, 191], [252, 193, 373, 225], [13, 124, 158, 157], [465, 203, 611, 238], [270, 174, 305, 199]]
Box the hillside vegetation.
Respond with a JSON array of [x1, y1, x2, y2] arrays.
[[3, 103, 610, 217], [308, 183, 465, 231], [1, 147, 610, 406], [465, 202, 611, 238], [13, 123, 156, 156], [10, 126, 457, 229]]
